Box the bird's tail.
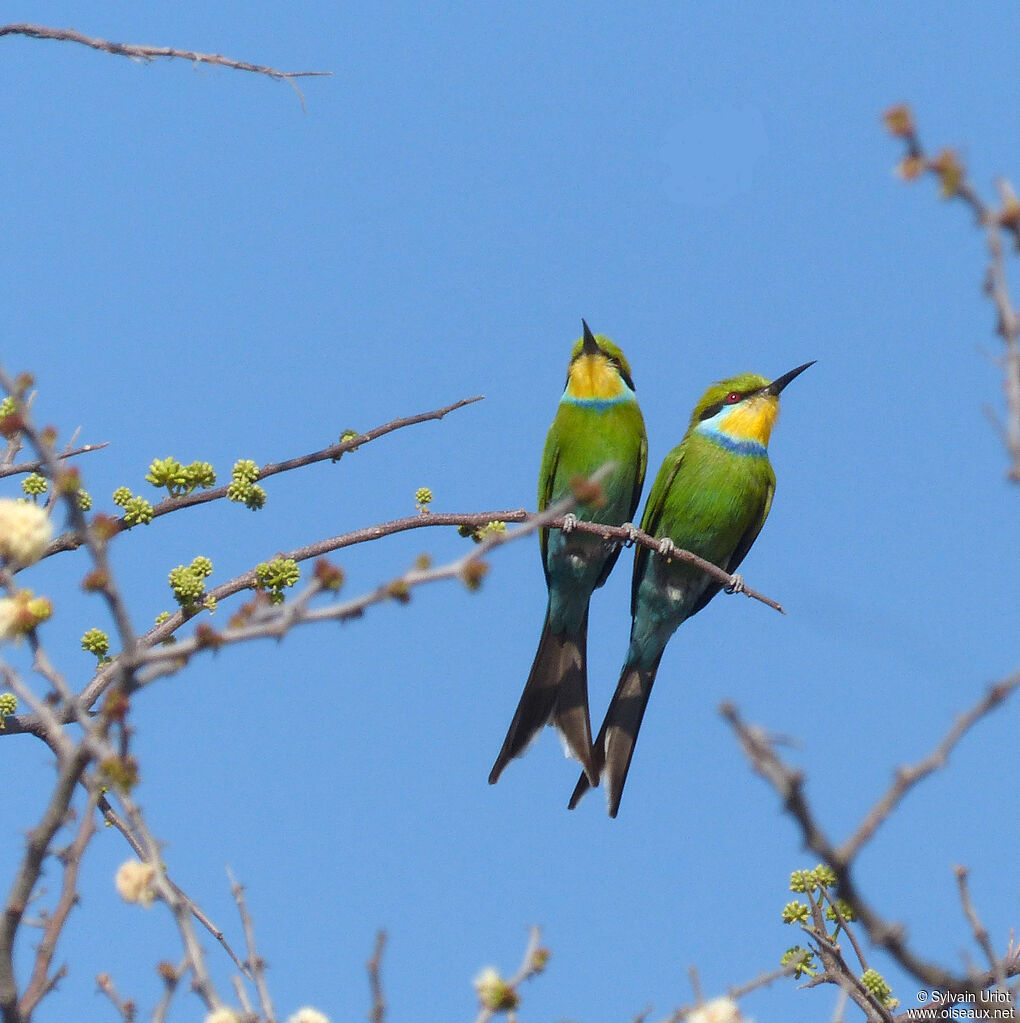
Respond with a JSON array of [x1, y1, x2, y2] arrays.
[[489, 608, 596, 785], [567, 652, 663, 817]]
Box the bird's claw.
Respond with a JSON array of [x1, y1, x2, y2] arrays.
[[621, 522, 639, 547], [657, 537, 677, 559], [562, 512, 578, 534], [725, 573, 745, 595]]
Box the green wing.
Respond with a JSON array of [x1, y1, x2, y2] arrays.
[[630, 445, 684, 614], [537, 425, 561, 575], [593, 429, 649, 590], [689, 479, 774, 616]]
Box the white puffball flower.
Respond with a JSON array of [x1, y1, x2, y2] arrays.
[[114, 860, 156, 907], [688, 998, 749, 1023], [286, 1009, 330, 1023], [0, 499, 52, 568], [204, 1010, 241, 1023]]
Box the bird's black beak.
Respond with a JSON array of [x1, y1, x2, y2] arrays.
[[767, 360, 816, 396], [581, 318, 602, 356]]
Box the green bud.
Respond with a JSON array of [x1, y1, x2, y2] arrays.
[[21, 473, 48, 498], [122, 496, 155, 526], [780, 946, 817, 979], [112, 486, 133, 507], [0, 692, 17, 718], [190, 556, 213, 579], [77, 489, 92, 511], [154, 611, 172, 626], [254, 558, 300, 604], [813, 864, 836, 888], [781, 901, 810, 924], [231, 459, 260, 484], [860, 969, 892, 1000], [81, 627, 111, 661], [824, 898, 857, 923], [244, 485, 266, 510], [168, 564, 207, 607]]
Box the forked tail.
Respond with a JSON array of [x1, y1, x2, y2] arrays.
[[567, 652, 663, 817], [489, 609, 595, 785]]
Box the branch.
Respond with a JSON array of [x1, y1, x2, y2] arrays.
[[42, 395, 485, 557], [0, 442, 107, 480], [722, 669, 1020, 998], [885, 105, 1020, 481], [367, 931, 386, 1023], [0, 23, 330, 85]]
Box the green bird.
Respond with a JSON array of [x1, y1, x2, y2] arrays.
[[569, 361, 814, 816], [489, 321, 647, 786]]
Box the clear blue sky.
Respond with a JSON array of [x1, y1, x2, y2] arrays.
[[3, 4, 1019, 1021]]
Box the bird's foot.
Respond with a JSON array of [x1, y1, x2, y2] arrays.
[[621, 522, 639, 547], [657, 537, 677, 559], [725, 573, 745, 595], [561, 512, 578, 533]]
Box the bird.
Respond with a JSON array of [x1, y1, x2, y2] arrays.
[[568, 360, 814, 816], [489, 320, 647, 787]]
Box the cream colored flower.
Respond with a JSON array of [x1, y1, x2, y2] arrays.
[[204, 1010, 241, 1023], [286, 1009, 330, 1023], [0, 499, 52, 568], [0, 599, 19, 641], [688, 997, 748, 1023], [473, 967, 518, 1011], [114, 859, 156, 907]]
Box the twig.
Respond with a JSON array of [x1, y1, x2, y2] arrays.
[[0, 442, 108, 480], [367, 931, 386, 1023], [839, 675, 1020, 863], [0, 24, 330, 84], [229, 869, 275, 1023], [886, 106, 1020, 480], [19, 790, 99, 1018], [95, 973, 135, 1022], [97, 796, 250, 978], [954, 866, 1012, 1003]]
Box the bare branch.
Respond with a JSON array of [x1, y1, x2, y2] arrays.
[[0, 23, 330, 85], [19, 790, 99, 1018], [229, 869, 275, 1023], [0, 442, 107, 480]]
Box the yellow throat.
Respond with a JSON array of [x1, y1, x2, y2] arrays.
[[566, 353, 626, 401]]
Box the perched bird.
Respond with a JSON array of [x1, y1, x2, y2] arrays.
[[569, 361, 814, 816], [489, 321, 647, 786]]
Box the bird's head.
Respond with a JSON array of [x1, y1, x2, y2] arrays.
[[690, 362, 814, 447], [563, 320, 636, 402]]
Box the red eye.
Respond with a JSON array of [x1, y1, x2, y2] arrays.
[[725, 391, 741, 404]]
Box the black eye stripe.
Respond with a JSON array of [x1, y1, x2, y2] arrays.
[[698, 401, 724, 421]]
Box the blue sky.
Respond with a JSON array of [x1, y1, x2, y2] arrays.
[[3, 4, 1019, 1021]]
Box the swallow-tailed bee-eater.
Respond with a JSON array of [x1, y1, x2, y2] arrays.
[[569, 361, 814, 816], [489, 321, 648, 787]]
